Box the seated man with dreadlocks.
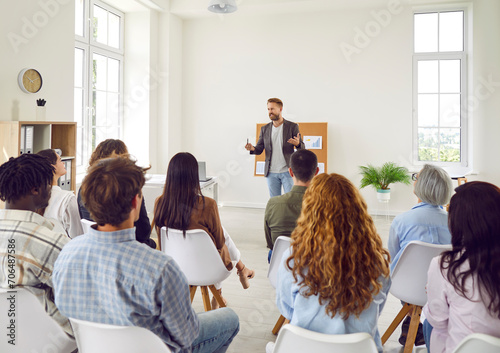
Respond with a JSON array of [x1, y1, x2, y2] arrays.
[[0, 154, 73, 337]]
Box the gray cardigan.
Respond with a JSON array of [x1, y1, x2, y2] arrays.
[[251, 119, 305, 176]]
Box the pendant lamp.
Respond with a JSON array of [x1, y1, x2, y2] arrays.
[[208, 0, 237, 13]]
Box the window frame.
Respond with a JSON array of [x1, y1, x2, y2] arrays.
[[75, 0, 124, 177], [412, 8, 469, 169]]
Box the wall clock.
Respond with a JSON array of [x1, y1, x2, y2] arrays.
[[18, 68, 43, 93]]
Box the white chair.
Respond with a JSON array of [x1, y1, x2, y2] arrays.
[[452, 333, 500, 353], [267, 236, 292, 335], [0, 288, 77, 353], [69, 318, 171, 353], [271, 324, 378, 353], [381, 241, 452, 353], [80, 218, 96, 233], [160, 227, 232, 311]]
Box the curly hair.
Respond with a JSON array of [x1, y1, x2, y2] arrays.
[[287, 173, 390, 319], [0, 154, 54, 203], [441, 181, 500, 318], [88, 139, 128, 167]]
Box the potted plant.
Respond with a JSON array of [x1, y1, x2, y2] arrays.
[[359, 162, 411, 202]]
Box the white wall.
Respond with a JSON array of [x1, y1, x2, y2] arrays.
[[179, 3, 417, 212], [0, 0, 74, 122], [172, 0, 500, 213]]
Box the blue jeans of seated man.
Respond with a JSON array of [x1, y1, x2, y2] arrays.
[[192, 307, 239, 353], [423, 319, 433, 352], [267, 172, 293, 197]]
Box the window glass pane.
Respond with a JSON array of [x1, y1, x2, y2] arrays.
[[440, 94, 461, 127], [418, 60, 438, 93], [108, 12, 120, 49], [418, 128, 439, 161], [74, 89, 84, 126], [440, 128, 461, 162], [93, 53, 107, 90], [107, 58, 120, 92], [74, 48, 84, 88], [415, 13, 438, 53], [418, 94, 438, 127], [439, 11, 463, 52], [108, 93, 120, 127], [440, 60, 461, 93], [94, 91, 107, 127], [75, 0, 85, 37], [93, 5, 108, 45]]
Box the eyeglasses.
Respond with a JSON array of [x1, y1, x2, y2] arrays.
[[412, 173, 418, 181]]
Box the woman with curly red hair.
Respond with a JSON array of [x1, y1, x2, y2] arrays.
[[273, 173, 391, 353]]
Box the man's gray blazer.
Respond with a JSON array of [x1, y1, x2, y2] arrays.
[[250, 119, 305, 177]]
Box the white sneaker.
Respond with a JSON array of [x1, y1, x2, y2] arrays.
[[265, 342, 275, 353]]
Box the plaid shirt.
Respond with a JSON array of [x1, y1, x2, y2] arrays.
[[0, 209, 72, 337], [53, 226, 199, 353]]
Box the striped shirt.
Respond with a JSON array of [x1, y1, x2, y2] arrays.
[[53, 226, 199, 353], [0, 209, 72, 337]]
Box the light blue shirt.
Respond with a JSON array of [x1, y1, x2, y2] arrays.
[[388, 202, 451, 273], [53, 227, 199, 353], [276, 248, 391, 353]]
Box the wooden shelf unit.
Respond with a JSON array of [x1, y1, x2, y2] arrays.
[[0, 121, 77, 191]]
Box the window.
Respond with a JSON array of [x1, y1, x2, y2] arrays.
[[75, 0, 123, 174], [413, 10, 467, 166]]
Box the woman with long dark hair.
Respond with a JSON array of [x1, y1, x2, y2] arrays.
[[423, 181, 500, 353], [153, 152, 254, 307], [270, 173, 391, 353]]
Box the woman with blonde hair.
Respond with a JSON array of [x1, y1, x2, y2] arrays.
[[272, 173, 391, 353]]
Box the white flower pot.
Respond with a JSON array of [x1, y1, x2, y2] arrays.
[[377, 189, 391, 202]]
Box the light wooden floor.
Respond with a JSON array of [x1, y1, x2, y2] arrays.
[[154, 207, 428, 353]]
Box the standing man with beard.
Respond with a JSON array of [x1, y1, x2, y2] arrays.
[[245, 98, 305, 197]]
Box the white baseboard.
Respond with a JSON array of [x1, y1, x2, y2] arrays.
[[220, 201, 266, 209]]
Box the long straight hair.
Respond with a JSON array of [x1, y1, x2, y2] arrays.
[[153, 152, 203, 236], [441, 181, 500, 318]]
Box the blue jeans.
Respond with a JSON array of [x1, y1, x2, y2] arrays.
[[267, 172, 293, 197], [192, 308, 239, 353], [423, 319, 433, 352]]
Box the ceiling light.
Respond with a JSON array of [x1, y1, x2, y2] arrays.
[[208, 0, 237, 14]]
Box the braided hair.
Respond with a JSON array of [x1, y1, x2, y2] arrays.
[[0, 154, 54, 203]]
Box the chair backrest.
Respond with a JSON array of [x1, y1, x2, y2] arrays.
[[267, 236, 292, 289], [80, 218, 96, 233], [69, 318, 171, 353], [273, 324, 378, 353], [160, 227, 232, 286], [0, 288, 77, 353], [453, 333, 500, 353], [391, 240, 452, 306]]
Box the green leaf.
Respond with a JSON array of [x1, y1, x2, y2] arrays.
[[359, 162, 411, 190]]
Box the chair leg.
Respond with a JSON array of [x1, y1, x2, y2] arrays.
[[200, 286, 212, 311], [403, 305, 422, 353], [189, 286, 197, 303], [208, 285, 226, 308], [381, 302, 412, 344], [272, 315, 286, 335]]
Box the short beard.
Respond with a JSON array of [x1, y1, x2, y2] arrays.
[[269, 114, 279, 121]]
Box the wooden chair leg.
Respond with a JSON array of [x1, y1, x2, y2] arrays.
[[403, 305, 422, 353], [208, 285, 226, 308], [200, 286, 211, 311], [381, 302, 412, 344], [272, 315, 286, 335], [189, 286, 197, 303]]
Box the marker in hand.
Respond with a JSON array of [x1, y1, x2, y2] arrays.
[[245, 138, 255, 151]]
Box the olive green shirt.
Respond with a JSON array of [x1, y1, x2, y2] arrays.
[[264, 185, 307, 249]]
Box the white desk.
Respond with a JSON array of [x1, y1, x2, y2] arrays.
[[142, 174, 218, 214]]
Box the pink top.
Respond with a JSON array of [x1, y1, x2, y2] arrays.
[[423, 256, 500, 353]]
